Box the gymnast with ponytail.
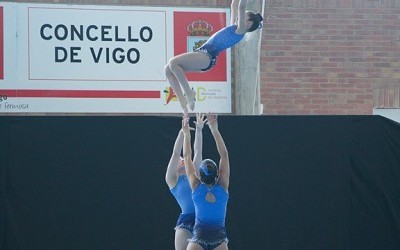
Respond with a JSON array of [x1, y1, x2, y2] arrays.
[[165, 0, 264, 115]]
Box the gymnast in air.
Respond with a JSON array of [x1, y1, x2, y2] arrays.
[[165, 0, 263, 115]]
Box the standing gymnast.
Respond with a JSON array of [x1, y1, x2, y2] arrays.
[[165, 0, 263, 115], [165, 114, 207, 250], [182, 113, 231, 250]]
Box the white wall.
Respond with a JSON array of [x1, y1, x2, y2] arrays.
[[373, 108, 400, 124]]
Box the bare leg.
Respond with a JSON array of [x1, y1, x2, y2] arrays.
[[168, 52, 211, 111], [187, 241, 228, 250], [165, 65, 188, 115], [187, 242, 205, 250], [213, 242, 228, 250], [174, 229, 192, 250]]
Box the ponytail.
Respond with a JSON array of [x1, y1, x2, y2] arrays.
[[248, 12, 264, 32]]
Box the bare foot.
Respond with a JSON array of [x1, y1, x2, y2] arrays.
[[186, 89, 196, 111]]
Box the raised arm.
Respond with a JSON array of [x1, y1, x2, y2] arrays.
[[235, 0, 249, 34], [193, 113, 206, 174], [165, 129, 184, 189], [207, 114, 230, 190], [182, 116, 200, 190], [230, 0, 240, 25]]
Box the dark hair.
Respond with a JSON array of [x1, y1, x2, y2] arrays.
[[199, 159, 218, 185], [247, 12, 263, 32]]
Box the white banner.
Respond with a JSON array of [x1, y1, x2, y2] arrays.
[[28, 7, 166, 81], [0, 3, 231, 113]]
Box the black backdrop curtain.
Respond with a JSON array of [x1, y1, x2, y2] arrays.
[[0, 115, 399, 250]]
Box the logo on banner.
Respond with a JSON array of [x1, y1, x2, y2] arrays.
[[186, 20, 213, 52], [163, 87, 177, 105], [164, 86, 227, 106]]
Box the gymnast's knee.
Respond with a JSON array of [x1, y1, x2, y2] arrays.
[[168, 58, 181, 72], [164, 64, 173, 77]]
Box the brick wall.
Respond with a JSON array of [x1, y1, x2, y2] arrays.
[[261, 0, 400, 114]]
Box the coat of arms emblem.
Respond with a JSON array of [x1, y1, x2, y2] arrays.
[[186, 20, 213, 52]]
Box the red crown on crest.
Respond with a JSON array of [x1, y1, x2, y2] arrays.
[[187, 20, 213, 36]]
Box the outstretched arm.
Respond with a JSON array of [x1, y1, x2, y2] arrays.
[[182, 116, 200, 190], [165, 129, 184, 189], [193, 113, 206, 175], [207, 114, 230, 190]]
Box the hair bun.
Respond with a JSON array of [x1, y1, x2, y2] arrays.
[[256, 13, 263, 29], [256, 13, 263, 22]]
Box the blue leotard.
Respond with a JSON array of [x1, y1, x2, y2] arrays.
[[189, 183, 229, 249], [170, 175, 195, 232], [170, 175, 195, 214], [193, 183, 229, 226], [196, 25, 245, 71]]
